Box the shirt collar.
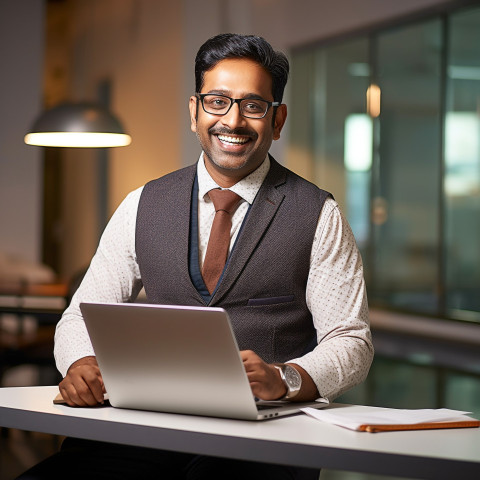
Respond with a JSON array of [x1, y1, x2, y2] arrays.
[[197, 153, 270, 205]]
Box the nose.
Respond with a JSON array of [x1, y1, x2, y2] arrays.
[[220, 101, 247, 129]]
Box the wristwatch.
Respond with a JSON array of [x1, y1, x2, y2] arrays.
[[274, 364, 302, 400]]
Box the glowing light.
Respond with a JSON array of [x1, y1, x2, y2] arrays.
[[24, 103, 131, 148], [25, 132, 132, 148], [344, 114, 373, 172], [366, 84, 381, 118]]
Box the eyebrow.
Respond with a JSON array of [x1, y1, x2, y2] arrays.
[[205, 90, 269, 101]]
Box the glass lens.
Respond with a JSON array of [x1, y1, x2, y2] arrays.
[[239, 99, 268, 117], [202, 95, 232, 114], [201, 95, 268, 118]]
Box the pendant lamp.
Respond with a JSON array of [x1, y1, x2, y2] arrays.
[[24, 103, 132, 148]]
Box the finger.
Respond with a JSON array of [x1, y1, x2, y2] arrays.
[[60, 368, 104, 406], [76, 378, 104, 406], [80, 368, 105, 403], [241, 350, 262, 372], [246, 364, 286, 401], [240, 350, 253, 364], [58, 383, 75, 407], [61, 378, 96, 406], [59, 380, 90, 407]]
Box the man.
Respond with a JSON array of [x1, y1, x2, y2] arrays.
[[19, 33, 373, 479]]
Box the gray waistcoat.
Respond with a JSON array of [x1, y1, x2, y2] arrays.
[[135, 158, 331, 363]]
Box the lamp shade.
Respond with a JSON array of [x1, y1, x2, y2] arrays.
[[24, 103, 132, 148]]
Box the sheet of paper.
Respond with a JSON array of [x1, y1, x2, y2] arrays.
[[301, 405, 474, 431]]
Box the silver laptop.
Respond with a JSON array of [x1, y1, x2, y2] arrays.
[[80, 302, 327, 421]]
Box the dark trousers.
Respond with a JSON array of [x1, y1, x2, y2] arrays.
[[16, 438, 320, 480]]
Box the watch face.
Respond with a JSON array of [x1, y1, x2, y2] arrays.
[[285, 365, 302, 389]]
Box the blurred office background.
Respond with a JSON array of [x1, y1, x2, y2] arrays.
[[1, 0, 480, 478]]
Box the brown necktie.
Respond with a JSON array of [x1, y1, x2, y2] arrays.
[[202, 189, 241, 294]]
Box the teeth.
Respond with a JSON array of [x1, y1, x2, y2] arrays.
[[217, 134, 249, 145]]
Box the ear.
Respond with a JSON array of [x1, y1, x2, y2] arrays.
[[189, 96, 198, 133], [273, 104, 287, 140]]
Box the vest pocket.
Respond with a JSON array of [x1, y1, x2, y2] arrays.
[[247, 295, 295, 306]]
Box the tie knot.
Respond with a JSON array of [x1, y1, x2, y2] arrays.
[[208, 189, 241, 214]]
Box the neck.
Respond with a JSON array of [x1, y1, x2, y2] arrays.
[[202, 153, 266, 188], [202, 158, 245, 188]]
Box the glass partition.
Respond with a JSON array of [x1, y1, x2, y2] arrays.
[[373, 20, 442, 313], [289, 38, 371, 255], [445, 8, 480, 319], [289, 4, 480, 323]]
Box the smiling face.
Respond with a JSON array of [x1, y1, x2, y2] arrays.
[[189, 58, 287, 187]]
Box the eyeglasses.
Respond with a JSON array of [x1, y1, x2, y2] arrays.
[[196, 93, 280, 119]]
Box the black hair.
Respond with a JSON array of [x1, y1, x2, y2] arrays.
[[195, 33, 289, 103]]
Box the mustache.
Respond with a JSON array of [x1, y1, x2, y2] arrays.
[[208, 126, 257, 139]]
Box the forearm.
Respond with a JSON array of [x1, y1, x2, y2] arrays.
[[302, 199, 374, 401], [291, 331, 374, 401], [55, 188, 144, 377], [54, 308, 96, 377]]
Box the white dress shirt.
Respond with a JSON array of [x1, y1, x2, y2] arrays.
[[55, 155, 373, 401]]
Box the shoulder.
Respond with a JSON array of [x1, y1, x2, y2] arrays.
[[112, 185, 144, 216], [113, 163, 197, 217], [138, 164, 197, 215], [138, 164, 197, 211], [269, 157, 332, 203], [144, 164, 197, 192], [315, 196, 356, 246]]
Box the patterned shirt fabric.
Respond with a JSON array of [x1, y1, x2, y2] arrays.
[[54, 155, 373, 401]]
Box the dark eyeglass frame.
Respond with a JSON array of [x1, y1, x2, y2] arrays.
[[196, 93, 280, 119]]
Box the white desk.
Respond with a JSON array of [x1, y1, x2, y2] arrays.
[[1, 386, 480, 479]]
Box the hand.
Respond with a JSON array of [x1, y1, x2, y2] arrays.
[[240, 350, 287, 401], [58, 356, 106, 407]]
